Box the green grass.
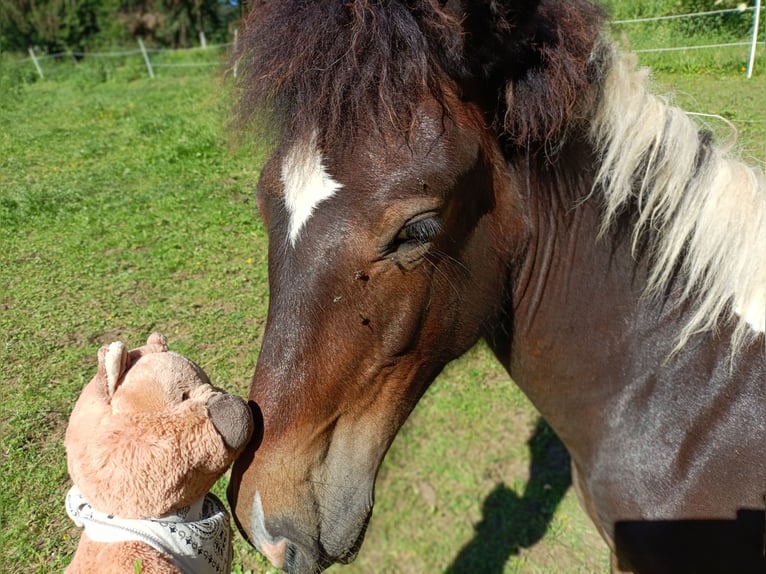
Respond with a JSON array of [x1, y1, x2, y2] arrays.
[[603, 0, 764, 73], [0, 59, 268, 570], [0, 28, 763, 574]]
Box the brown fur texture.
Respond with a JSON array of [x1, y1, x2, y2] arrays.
[[65, 333, 254, 573]]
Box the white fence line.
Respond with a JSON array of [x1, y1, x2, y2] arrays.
[[23, 40, 231, 79], [633, 41, 752, 53], [611, 3, 764, 76], [30, 42, 231, 61], [613, 5, 757, 25], [19, 6, 765, 80]]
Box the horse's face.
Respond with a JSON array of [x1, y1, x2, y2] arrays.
[[229, 98, 520, 572]]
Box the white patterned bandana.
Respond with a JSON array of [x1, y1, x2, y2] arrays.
[[66, 485, 232, 574]]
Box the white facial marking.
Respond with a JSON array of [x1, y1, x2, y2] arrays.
[[251, 491, 285, 567], [280, 131, 343, 245]]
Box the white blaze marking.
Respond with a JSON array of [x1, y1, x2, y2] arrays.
[[280, 131, 343, 245], [251, 491, 286, 568]]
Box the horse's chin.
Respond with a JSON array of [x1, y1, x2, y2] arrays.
[[323, 508, 371, 564], [275, 512, 370, 574], [247, 491, 372, 574]]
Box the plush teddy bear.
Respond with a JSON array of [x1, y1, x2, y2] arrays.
[[64, 332, 255, 574]]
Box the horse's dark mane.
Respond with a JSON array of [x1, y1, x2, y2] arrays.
[[232, 0, 464, 149], [232, 0, 606, 149], [498, 1, 606, 146]]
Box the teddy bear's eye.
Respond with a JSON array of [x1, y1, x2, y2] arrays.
[[181, 391, 190, 402]]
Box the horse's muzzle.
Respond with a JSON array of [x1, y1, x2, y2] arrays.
[[254, 531, 338, 574], [247, 489, 370, 573]]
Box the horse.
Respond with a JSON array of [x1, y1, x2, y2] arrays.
[[226, 1, 766, 572]]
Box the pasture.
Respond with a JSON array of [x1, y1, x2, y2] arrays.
[[1, 29, 763, 574]]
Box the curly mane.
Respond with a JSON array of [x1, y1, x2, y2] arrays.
[[231, 0, 464, 148], [231, 0, 606, 149]]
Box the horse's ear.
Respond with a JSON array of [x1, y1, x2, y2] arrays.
[[449, 0, 605, 146]]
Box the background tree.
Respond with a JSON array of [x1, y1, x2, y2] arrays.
[[0, 0, 241, 53], [0, 0, 121, 53]]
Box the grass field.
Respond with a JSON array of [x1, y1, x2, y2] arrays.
[[1, 17, 764, 574]]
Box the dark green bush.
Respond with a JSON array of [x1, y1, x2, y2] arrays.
[[672, 0, 755, 38], [0, 0, 242, 55]]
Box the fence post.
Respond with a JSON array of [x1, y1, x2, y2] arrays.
[[747, 0, 762, 78], [232, 29, 239, 78], [199, 31, 207, 49], [28, 47, 44, 79], [138, 37, 155, 79]]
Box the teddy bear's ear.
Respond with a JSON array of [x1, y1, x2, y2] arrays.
[[146, 332, 168, 351], [104, 341, 129, 398]]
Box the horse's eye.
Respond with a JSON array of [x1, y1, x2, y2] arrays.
[[395, 215, 441, 245]]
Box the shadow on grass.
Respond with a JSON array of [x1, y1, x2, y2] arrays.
[[446, 417, 572, 574]]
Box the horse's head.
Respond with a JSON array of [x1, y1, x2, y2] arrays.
[[228, 1, 603, 571], [229, 97, 517, 572]]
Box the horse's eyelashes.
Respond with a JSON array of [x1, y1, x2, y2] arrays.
[[396, 216, 442, 245], [380, 215, 441, 259]]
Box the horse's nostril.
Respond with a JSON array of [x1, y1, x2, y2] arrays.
[[260, 537, 288, 569]]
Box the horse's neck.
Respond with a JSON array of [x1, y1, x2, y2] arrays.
[[485, 150, 622, 452], [495, 149, 708, 463], [500, 140, 651, 379], [497, 49, 766, 374], [498, 153, 766, 528], [496, 143, 766, 508]]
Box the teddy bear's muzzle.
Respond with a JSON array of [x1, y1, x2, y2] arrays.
[[207, 393, 254, 451]]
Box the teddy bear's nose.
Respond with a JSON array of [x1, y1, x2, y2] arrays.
[[207, 393, 254, 450]]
